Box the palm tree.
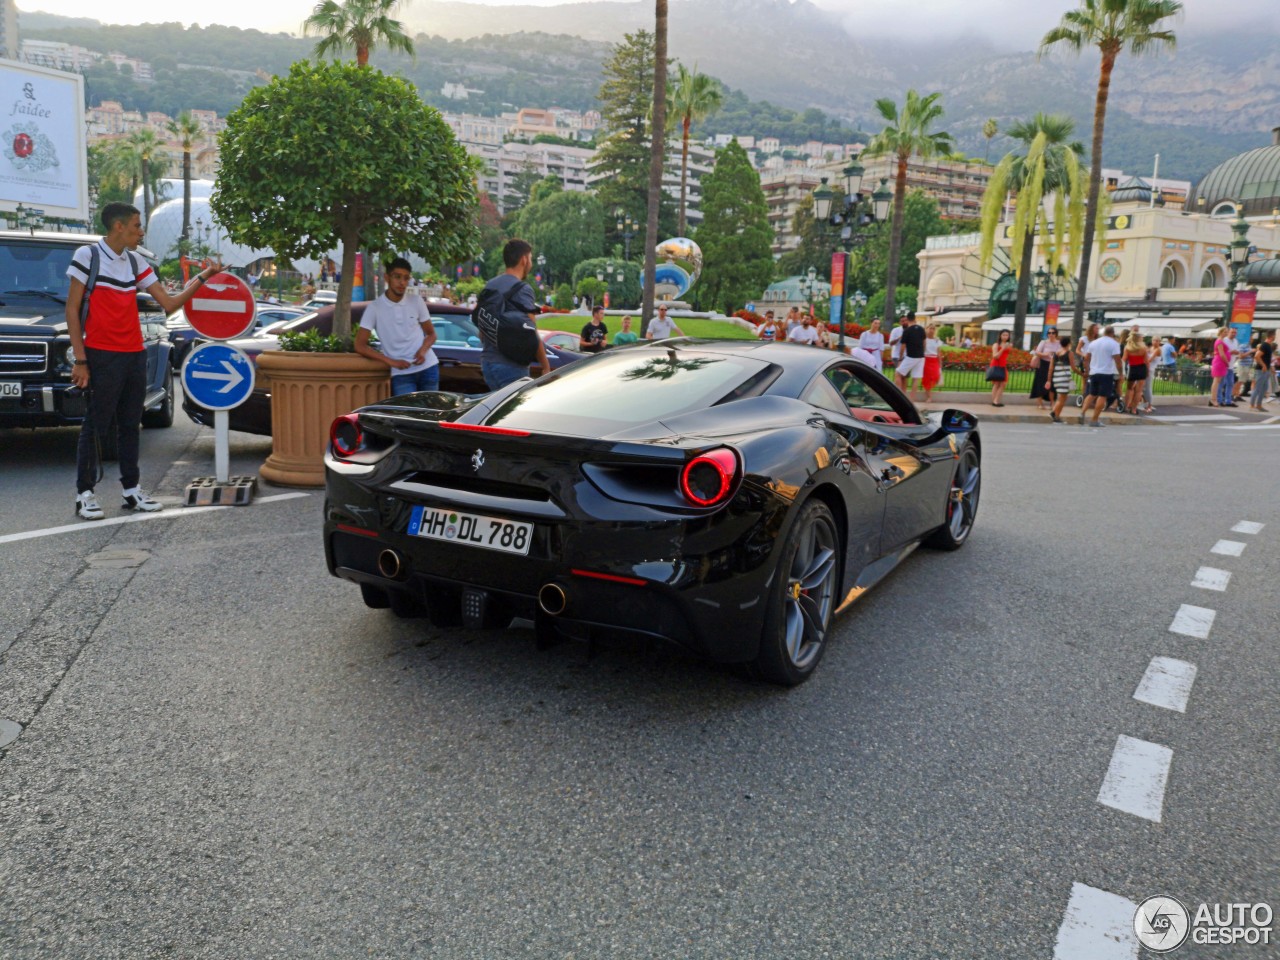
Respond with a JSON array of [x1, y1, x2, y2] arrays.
[[863, 89, 954, 326], [978, 113, 1085, 346], [303, 0, 414, 67], [668, 63, 722, 237], [981, 118, 998, 164], [1040, 0, 1182, 339], [98, 138, 141, 200], [641, 0, 668, 335], [126, 129, 170, 224], [167, 112, 203, 252]]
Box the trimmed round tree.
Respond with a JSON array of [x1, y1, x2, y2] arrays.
[[212, 61, 478, 340]]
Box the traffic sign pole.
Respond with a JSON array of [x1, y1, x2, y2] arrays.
[[181, 338, 259, 506], [215, 410, 229, 483]]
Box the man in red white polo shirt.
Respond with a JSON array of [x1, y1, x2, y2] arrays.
[[66, 202, 219, 520]]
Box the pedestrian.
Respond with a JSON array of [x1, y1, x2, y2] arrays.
[[1082, 325, 1123, 427], [475, 238, 550, 391], [788, 315, 820, 345], [815, 319, 832, 350], [1141, 337, 1159, 413], [353, 256, 439, 396], [785, 307, 801, 337], [857, 318, 885, 371], [1249, 330, 1276, 410], [1046, 334, 1075, 423], [986, 330, 1012, 406], [579, 305, 609, 353], [1208, 327, 1233, 407], [613, 315, 639, 346], [896, 313, 926, 400], [67, 202, 221, 520], [922, 321, 943, 402], [1029, 329, 1062, 411], [1159, 336, 1177, 376], [1122, 328, 1148, 415], [757, 310, 780, 341], [1234, 336, 1256, 403], [645, 304, 685, 340]]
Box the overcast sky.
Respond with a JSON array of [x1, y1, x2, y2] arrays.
[[17, 0, 1259, 48]]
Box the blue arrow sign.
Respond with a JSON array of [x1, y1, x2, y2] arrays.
[[182, 342, 255, 411]]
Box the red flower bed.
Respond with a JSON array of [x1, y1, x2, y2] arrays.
[[941, 346, 1035, 371], [734, 309, 764, 326]]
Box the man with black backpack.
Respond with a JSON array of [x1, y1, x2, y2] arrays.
[[475, 239, 550, 391], [66, 202, 220, 520]]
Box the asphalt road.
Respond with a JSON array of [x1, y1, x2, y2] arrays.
[[1, 411, 1276, 959]]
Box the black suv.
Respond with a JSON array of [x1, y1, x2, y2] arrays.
[[0, 231, 175, 452]]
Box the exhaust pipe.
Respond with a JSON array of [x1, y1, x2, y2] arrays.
[[377, 549, 405, 581], [538, 582, 568, 617]]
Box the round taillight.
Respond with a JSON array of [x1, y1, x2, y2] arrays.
[[680, 448, 739, 507], [330, 414, 363, 458]]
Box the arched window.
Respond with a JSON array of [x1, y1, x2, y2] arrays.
[[1200, 264, 1224, 288], [1211, 202, 1238, 218], [1160, 261, 1184, 289]]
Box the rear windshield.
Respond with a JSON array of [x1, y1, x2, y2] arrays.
[[486, 350, 776, 434]]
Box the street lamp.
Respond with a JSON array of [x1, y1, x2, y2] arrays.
[[851, 289, 867, 323], [536, 252, 547, 285], [615, 209, 636, 261], [1224, 204, 1251, 323]]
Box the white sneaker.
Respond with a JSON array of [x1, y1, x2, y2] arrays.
[[75, 491, 104, 521], [121, 487, 163, 512]]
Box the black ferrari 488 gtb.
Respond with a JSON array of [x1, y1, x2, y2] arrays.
[[324, 339, 981, 685]]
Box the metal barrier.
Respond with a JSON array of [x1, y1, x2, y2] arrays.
[[882, 363, 1213, 395]]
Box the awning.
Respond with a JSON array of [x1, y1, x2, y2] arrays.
[[982, 315, 1042, 331], [1112, 315, 1221, 338], [936, 310, 988, 325]]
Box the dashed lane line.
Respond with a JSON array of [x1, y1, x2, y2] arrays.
[[0, 493, 311, 546], [1053, 883, 1139, 960], [1211, 539, 1247, 557], [1232, 520, 1265, 534], [1133, 657, 1197, 714], [1097, 735, 1173, 823], [1169, 604, 1216, 639], [1191, 566, 1231, 591]]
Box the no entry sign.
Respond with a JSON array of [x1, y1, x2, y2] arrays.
[[183, 272, 256, 340]]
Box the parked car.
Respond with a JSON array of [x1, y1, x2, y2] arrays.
[[301, 290, 338, 309], [0, 230, 175, 453], [181, 301, 584, 435], [323, 340, 982, 685], [166, 302, 310, 369]]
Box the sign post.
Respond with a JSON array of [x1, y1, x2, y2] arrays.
[[180, 282, 261, 506]]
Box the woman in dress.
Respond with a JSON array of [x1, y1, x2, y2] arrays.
[[1122, 328, 1149, 414], [922, 322, 943, 402], [986, 330, 1012, 406], [1029, 329, 1063, 411], [1208, 327, 1232, 407], [857, 318, 885, 371], [1046, 334, 1075, 423], [1142, 337, 1160, 413]]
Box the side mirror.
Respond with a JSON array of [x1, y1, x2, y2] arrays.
[[467, 336, 481, 348], [941, 409, 978, 433]]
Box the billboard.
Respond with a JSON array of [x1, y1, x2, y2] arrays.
[[0, 59, 88, 221]]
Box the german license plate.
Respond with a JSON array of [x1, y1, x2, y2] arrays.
[[409, 505, 532, 556], [0, 381, 20, 398]]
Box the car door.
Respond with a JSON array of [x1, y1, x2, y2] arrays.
[[819, 361, 953, 553]]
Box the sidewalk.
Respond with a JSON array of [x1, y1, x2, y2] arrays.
[[915, 391, 1280, 426]]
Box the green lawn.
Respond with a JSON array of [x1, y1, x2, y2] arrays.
[[536, 315, 757, 340]]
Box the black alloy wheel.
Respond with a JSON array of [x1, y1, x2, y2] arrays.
[[753, 499, 840, 686], [927, 445, 980, 550]]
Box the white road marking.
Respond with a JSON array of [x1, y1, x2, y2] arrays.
[[1098, 735, 1173, 822], [1169, 604, 1216, 639], [1232, 521, 1265, 534], [0, 493, 310, 546], [1191, 566, 1231, 591], [1133, 657, 1198, 714], [1264, 416, 1280, 424], [1211, 539, 1246, 557], [1143, 413, 1237, 422], [1216, 424, 1280, 430], [1053, 883, 1139, 960]]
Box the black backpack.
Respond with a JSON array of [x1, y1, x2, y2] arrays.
[[473, 278, 539, 366]]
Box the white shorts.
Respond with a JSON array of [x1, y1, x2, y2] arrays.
[[896, 356, 925, 379]]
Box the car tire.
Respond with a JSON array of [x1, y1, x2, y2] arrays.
[[751, 499, 840, 686], [141, 368, 175, 429], [360, 582, 391, 609], [925, 444, 980, 551]]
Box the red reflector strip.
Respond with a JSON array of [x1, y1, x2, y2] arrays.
[[438, 422, 531, 437], [570, 568, 647, 587], [337, 523, 380, 538]]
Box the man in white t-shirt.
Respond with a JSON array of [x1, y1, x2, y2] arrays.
[[354, 256, 439, 395], [645, 304, 685, 340], [788, 316, 820, 345], [1082, 325, 1123, 427]]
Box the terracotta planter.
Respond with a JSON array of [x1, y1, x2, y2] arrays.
[[257, 351, 390, 487]]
